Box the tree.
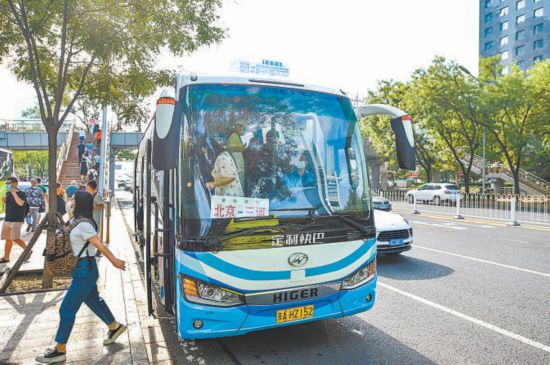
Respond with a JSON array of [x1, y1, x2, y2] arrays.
[[21, 105, 40, 118], [71, 97, 101, 132], [411, 57, 483, 192], [473, 58, 550, 194], [360, 79, 446, 183], [14, 150, 49, 177], [1, 0, 224, 286]]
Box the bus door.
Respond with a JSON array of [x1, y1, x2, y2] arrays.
[[152, 169, 176, 315]]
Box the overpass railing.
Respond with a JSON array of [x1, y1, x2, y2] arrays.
[[0, 118, 75, 132], [373, 189, 550, 225], [56, 119, 76, 178]]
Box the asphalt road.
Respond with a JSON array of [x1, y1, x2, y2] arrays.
[[115, 190, 550, 365]]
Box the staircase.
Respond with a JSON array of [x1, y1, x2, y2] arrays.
[[462, 153, 550, 195], [58, 132, 82, 187]]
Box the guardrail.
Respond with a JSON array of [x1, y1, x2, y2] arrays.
[[0, 118, 75, 133], [55, 119, 76, 178], [373, 189, 550, 225]]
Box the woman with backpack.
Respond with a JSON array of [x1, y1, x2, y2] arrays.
[[36, 191, 127, 364]]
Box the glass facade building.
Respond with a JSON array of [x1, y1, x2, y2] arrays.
[[480, 0, 549, 71]]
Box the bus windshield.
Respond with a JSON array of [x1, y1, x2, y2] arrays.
[[181, 84, 371, 241]]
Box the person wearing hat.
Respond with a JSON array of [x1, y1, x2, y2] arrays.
[[226, 120, 246, 189]]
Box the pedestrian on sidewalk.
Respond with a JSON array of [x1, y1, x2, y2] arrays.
[[36, 178, 48, 222], [77, 141, 85, 163], [66, 181, 78, 219], [35, 191, 127, 364], [95, 129, 102, 147], [86, 181, 104, 230], [78, 129, 86, 142], [26, 178, 44, 232], [93, 122, 99, 134], [56, 183, 67, 217], [0, 177, 31, 263]]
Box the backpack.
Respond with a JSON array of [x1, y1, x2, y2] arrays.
[[44, 217, 94, 275]]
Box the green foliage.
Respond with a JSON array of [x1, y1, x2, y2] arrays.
[[21, 106, 41, 118], [363, 56, 550, 193], [115, 148, 137, 161], [13, 150, 49, 177], [1, 0, 225, 212]]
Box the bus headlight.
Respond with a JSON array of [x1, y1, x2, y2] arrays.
[[341, 258, 376, 290], [181, 275, 245, 307]]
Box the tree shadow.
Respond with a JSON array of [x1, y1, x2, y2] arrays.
[[377, 254, 454, 281], [0, 291, 64, 361]]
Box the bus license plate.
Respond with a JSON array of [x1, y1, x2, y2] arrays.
[[389, 239, 404, 246], [276, 305, 314, 323]]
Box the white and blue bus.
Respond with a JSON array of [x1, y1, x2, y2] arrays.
[[134, 73, 415, 340]]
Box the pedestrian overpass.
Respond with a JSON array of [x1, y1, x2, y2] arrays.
[[0, 118, 143, 196]]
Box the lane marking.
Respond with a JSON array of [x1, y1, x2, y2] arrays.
[[414, 245, 550, 278], [379, 282, 550, 354], [394, 209, 550, 231], [410, 221, 467, 230]]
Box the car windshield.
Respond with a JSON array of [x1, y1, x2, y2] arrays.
[[180, 83, 370, 238]]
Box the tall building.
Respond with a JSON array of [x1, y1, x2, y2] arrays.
[[479, 0, 549, 72], [231, 59, 290, 77]]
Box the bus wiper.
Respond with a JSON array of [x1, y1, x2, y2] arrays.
[[270, 206, 320, 220], [331, 214, 375, 237], [212, 224, 293, 245]]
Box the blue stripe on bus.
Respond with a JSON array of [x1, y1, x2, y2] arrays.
[[184, 238, 375, 281], [305, 239, 375, 277], [185, 251, 291, 281]]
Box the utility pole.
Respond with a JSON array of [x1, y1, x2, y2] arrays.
[[482, 128, 486, 193]]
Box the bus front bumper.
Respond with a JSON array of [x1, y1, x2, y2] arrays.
[[176, 277, 377, 340]]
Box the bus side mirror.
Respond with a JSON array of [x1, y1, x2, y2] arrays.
[[390, 115, 416, 170], [152, 97, 182, 170]]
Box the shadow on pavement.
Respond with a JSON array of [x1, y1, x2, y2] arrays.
[[377, 253, 454, 281], [191, 317, 436, 365]]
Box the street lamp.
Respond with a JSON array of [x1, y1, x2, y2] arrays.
[[458, 66, 487, 194]]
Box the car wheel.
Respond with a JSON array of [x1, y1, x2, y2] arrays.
[[433, 196, 441, 205], [408, 195, 414, 204]]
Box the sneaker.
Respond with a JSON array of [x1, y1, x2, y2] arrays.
[[103, 323, 127, 345], [24, 250, 33, 261], [35, 348, 66, 364], [0, 258, 9, 264], [26, 224, 32, 232]]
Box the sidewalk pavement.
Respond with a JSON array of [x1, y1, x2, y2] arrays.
[[0, 224, 47, 275], [0, 203, 172, 364]]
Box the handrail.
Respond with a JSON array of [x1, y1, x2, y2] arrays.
[[462, 153, 550, 193], [56, 119, 76, 178], [0, 118, 76, 133]]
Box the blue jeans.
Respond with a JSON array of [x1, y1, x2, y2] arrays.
[[29, 207, 39, 231], [55, 257, 115, 344]]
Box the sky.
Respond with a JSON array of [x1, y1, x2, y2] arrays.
[[0, 0, 479, 120]]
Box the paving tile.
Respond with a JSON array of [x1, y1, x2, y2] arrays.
[[0, 204, 176, 365]]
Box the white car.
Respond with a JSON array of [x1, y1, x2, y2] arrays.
[[374, 209, 413, 254], [405, 183, 462, 205]]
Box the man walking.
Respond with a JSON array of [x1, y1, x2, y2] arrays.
[[77, 141, 85, 163], [93, 153, 101, 170], [0, 177, 30, 263], [26, 178, 44, 232], [86, 181, 104, 231]]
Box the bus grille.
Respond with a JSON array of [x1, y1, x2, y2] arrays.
[[377, 230, 410, 241]]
